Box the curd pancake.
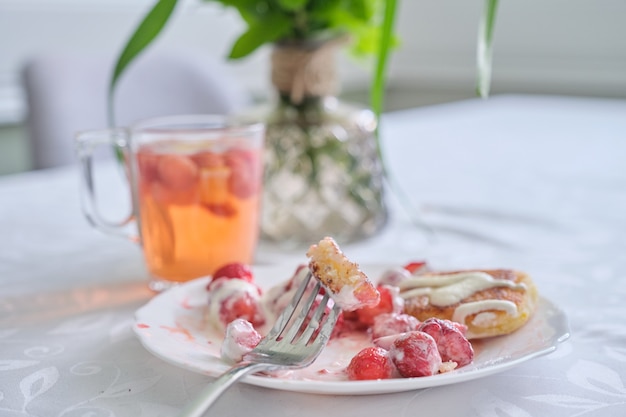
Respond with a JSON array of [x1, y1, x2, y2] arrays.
[[307, 237, 380, 311], [399, 269, 538, 339]]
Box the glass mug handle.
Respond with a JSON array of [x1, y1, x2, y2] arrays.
[[75, 128, 138, 242]]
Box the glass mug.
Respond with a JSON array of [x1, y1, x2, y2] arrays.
[[76, 115, 265, 291]]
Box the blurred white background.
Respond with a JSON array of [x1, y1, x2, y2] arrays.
[[1, 0, 625, 174]]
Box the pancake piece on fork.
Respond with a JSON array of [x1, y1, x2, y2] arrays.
[[306, 237, 380, 312]]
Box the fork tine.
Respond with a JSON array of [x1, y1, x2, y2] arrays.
[[281, 280, 322, 343], [263, 271, 313, 341], [319, 304, 342, 343], [297, 292, 331, 344]]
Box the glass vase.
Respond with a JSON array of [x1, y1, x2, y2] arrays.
[[246, 39, 389, 246], [259, 93, 388, 246]]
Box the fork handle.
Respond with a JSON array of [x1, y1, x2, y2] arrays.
[[178, 362, 270, 417]]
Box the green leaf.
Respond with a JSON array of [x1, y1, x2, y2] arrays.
[[108, 0, 178, 126], [307, 0, 338, 15], [228, 14, 293, 59], [476, 0, 499, 98], [277, 0, 308, 11], [346, 0, 375, 21], [364, 0, 396, 196], [213, 0, 268, 23]]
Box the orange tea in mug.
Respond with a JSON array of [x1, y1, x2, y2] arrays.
[[76, 115, 264, 291], [136, 141, 262, 284]]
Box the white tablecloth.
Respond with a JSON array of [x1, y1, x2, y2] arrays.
[[1, 95, 625, 416]]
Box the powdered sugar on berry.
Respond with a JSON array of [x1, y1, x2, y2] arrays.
[[207, 278, 265, 332], [220, 318, 261, 363]]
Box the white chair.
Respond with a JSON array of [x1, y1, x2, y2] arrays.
[[21, 48, 251, 170]]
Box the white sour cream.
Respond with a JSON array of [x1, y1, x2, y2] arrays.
[[399, 271, 526, 307]]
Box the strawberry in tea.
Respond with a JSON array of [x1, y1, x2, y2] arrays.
[[136, 140, 263, 285], [77, 115, 264, 291]]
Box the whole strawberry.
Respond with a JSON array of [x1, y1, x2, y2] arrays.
[[346, 347, 395, 381], [211, 262, 254, 285]]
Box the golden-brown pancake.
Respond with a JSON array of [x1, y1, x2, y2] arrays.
[[401, 269, 538, 339]]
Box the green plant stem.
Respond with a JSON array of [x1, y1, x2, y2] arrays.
[[477, 0, 499, 98], [107, 0, 178, 162], [368, 1, 432, 235], [108, 0, 178, 128], [370, 0, 397, 143]]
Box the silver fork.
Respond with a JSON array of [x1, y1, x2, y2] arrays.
[[179, 271, 341, 417]]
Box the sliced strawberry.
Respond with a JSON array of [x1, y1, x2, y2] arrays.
[[418, 318, 474, 367], [156, 154, 199, 190], [355, 285, 401, 327], [218, 290, 266, 329], [224, 148, 261, 199], [340, 310, 368, 332], [347, 347, 395, 381], [151, 180, 199, 206], [389, 331, 442, 378], [137, 148, 159, 184], [212, 262, 254, 283], [403, 261, 428, 274], [352, 281, 380, 310], [221, 318, 262, 363], [371, 313, 420, 339], [203, 202, 237, 218], [191, 150, 224, 168]]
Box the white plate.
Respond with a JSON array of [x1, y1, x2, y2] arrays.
[[134, 264, 570, 395]]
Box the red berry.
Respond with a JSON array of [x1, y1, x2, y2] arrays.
[[156, 154, 199, 190], [151, 179, 199, 206], [218, 291, 265, 329], [221, 318, 262, 363], [418, 318, 474, 367], [191, 150, 224, 168], [403, 261, 427, 274], [346, 347, 395, 381], [389, 331, 442, 378], [207, 278, 265, 330], [371, 313, 420, 339], [229, 319, 261, 350], [137, 149, 159, 184], [355, 285, 402, 327], [224, 148, 261, 199], [352, 281, 380, 310], [203, 202, 237, 218], [212, 262, 254, 283]]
